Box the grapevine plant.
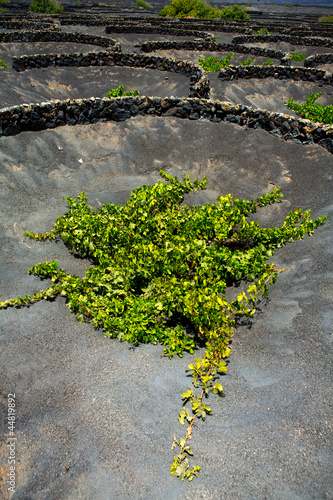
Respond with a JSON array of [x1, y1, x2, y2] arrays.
[[198, 54, 233, 72], [286, 92, 333, 125], [107, 85, 140, 98], [240, 57, 255, 66], [290, 51, 306, 62], [0, 171, 326, 481]]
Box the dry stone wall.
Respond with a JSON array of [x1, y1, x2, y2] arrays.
[[232, 34, 333, 49], [305, 53, 333, 68], [140, 40, 286, 63], [1, 97, 332, 155], [218, 65, 333, 85], [0, 21, 58, 30], [105, 25, 211, 39], [11, 51, 209, 98], [0, 30, 118, 48]]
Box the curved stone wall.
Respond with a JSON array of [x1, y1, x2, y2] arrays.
[[11, 51, 210, 99], [0, 21, 58, 30], [0, 30, 118, 48], [305, 53, 333, 68], [1, 14, 332, 39], [140, 39, 287, 62], [105, 25, 211, 39], [0, 97, 332, 155], [232, 34, 333, 49], [218, 65, 333, 85]]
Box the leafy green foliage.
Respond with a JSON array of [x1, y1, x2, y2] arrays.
[[220, 4, 250, 20], [240, 57, 255, 66], [0, 171, 326, 480], [319, 15, 333, 22], [29, 0, 64, 13], [159, 0, 222, 18], [263, 58, 274, 66], [0, 59, 8, 69], [286, 92, 333, 125], [290, 51, 305, 61], [257, 27, 270, 35], [198, 54, 233, 72], [107, 85, 140, 98], [159, 0, 249, 19], [137, 0, 153, 7]]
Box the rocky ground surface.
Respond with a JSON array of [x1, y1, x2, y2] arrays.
[[0, 8, 332, 500]]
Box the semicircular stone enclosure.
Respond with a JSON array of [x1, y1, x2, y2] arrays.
[[0, 5, 332, 500]]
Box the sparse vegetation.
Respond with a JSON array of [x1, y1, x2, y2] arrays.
[[318, 15, 333, 23], [257, 28, 270, 35], [240, 57, 255, 66], [159, 0, 223, 18], [286, 92, 333, 125], [137, 0, 153, 7], [159, 0, 249, 20], [29, 0, 64, 13], [263, 58, 274, 66], [0, 59, 8, 69], [0, 171, 326, 482], [220, 4, 250, 20], [107, 84, 140, 98], [198, 54, 233, 71], [290, 51, 306, 61], [285, 3, 292, 7]]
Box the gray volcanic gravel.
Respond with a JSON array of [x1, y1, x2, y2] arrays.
[[0, 116, 332, 499], [0, 65, 190, 109], [0, 14, 333, 499], [210, 76, 333, 115]]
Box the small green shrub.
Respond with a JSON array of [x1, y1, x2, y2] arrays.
[[257, 28, 270, 35], [0, 0, 9, 4], [0, 59, 8, 69], [107, 84, 140, 98], [0, 171, 326, 482], [246, 3, 252, 6], [159, 0, 249, 20], [159, 0, 222, 18], [137, 0, 153, 7], [75, 1, 82, 5], [286, 92, 333, 125], [198, 54, 233, 72], [92, 1, 98, 5], [318, 15, 333, 23], [285, 3, 292, 7], [219, 4, 250, 20], [263, 58, 274, 66], [290, 51, 305, 61], [214, 35, 222, 39], [240, 57, 255, 66], [29, 0, 64, 13]]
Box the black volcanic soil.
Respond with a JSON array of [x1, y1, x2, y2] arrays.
[[0, 10, 332, 500]]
